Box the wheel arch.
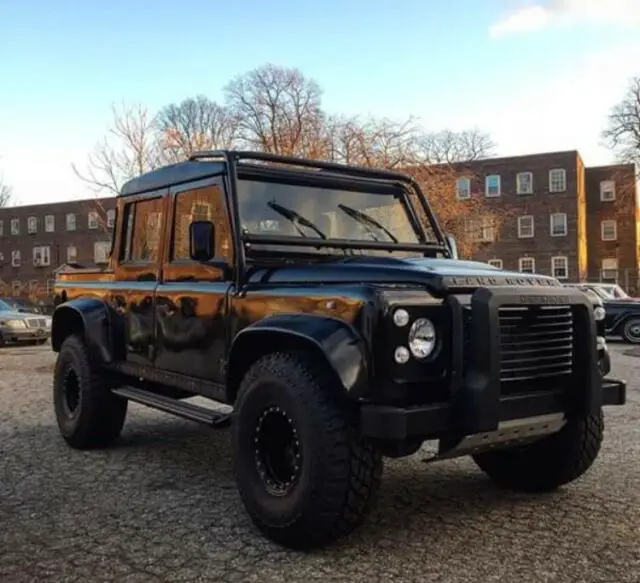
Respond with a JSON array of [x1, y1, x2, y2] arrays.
[[611, 311, 640, 335]]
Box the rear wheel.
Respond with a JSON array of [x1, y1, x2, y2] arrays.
[[621, 317, 640, 344], [232, 351, 383, 550], [472, 409, 604, 493], [53, 334, 128, 449]]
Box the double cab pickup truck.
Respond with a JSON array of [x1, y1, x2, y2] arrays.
[[50, 150, 626, 549]]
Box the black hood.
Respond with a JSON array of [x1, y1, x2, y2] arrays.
[[247, 255, 560, 295]]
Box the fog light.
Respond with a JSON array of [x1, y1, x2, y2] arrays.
[[393, 308, 410, 327], [594, 306, 606, 321], [597, 336, 606, 350], [394, 346, 410, 364], [408, 318, 436, 359]]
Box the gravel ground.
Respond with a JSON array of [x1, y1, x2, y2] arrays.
[[1, 342, 638, 583]]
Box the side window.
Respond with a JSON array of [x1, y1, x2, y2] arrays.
[[120, 197, 164, 263], [172, 184, 231, 261]]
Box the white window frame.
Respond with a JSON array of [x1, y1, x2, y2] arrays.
[[66, 213, 76, 231], [94, 240, 111, 264], [488, 259, 503, 269], [485, 174, 501, 197], [45, 214, 55, 232], [456, 176, 471, 200], [600, 180, 616, 202], [518, 257, 535, 274], [516, 171, 533, 195], [551, 256, 569, 279], [550, 212, 567, 237], [67, 245, 78, 263], [88, 211, 99, 230], [549, 168, 566, 193], [27, 216, 37, 234], [601, 258, 618, 279], [601, 219, 617, 241], [32, 245, 51, 267], [517, 215, 534, 238], [106, 209, 116, 228], [10, 218, 19, 235], [11, 250, 20, 267]]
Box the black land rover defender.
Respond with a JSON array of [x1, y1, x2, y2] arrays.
[[50, 150, 626, 550]]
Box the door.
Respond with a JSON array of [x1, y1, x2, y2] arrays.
[[153, 177, 233, 385], [110, 191, 167, 367]]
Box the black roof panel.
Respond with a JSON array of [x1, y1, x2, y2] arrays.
[[119, 160, 226, 196]]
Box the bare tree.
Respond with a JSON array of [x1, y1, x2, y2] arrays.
[[0, 176, 12, 207], [223, 64, 326, 156], [418, 128, 496, 164], [73, 102, 162, 196], [602, 76, 640, 168], [156, 95, 238, 162]]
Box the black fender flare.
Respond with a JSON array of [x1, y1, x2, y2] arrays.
[[51, 298, 121, 363], [227, 313, 370, 403], [611, 311, 640, 334]]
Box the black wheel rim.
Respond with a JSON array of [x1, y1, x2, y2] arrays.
[[627, 322, 640, 341], [253, 406, 301, 496], [62, 367, 81, 417]]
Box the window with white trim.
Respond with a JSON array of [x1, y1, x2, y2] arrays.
[[517, 215, 534, 238], [11, 218, 19, 235], [11, 250, 20, 267], [518, 257, 535, 273], [66, 213, 76, 231], [516, 172, 533, 194], [601, 258, 618, 279], [485, 174, 501, 197], [465, 216, 495, 242], [549, 168, 566, 192], [550, 212, 567, 236], [94, 240, 111, 264], [88, 211, 99, 229], [45, 214, 55, 232], [551, 256, 568, 279], [106, 209, 116, 228], [27, 216, 37, 234], [488, 259, 503, 269], [67, 246, 78, 263], [601, 219, 617, 241], [600, 180, 615, 202], [33, 245, 51, 267]]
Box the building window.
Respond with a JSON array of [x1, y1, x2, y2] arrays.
[[516, 172, 533, 194], [106, 209, 116, 228], [549, 168, 566, 192], [94, 241, 111, 264], [518, 257, 535, 273], [11, 281, 20, 295], [465, 216, 495, 242], [66, 213, 76, 231], [0, 252, 3, 263], [550, 213, 567, 236], [67, 246, 78, 263], [551, 256, 569, 279], [11, 250, 20, 267], [485, 174, 501, 197], [601, 219, 617, 241], [45, 215, 55, 232], [601, 258, 618, 279], [33, 245, 51, 267], [88, 211, 99, 229], [0, 220, 3, 236], [600, 180, 616, 202], [11, 218, 19, 235], [27, 216, 37, 233], [517, 215, 534, 238], [488, 259, 503, 269]]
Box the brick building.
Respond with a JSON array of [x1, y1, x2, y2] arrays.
[[452, 151, 639, 289], [0, 196, 115, 303]]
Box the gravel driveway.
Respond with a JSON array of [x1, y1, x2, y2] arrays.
[[1, 343, 638, 583]]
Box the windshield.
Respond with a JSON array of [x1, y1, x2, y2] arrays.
[[236, 179, 437, 256], [0, 299, 15, 312]]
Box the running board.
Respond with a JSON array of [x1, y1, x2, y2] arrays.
[[112, 386, 232, 428]]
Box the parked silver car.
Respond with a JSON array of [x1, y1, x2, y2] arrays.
[[0, 299, 51, 346]]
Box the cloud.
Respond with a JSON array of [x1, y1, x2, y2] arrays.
[[490, 0, 640, 39]]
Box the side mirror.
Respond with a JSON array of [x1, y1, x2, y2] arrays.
[[189, 220, 215, 262], [445, 233, 459, 260]]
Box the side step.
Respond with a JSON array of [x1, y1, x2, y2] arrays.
[[112, 386, 232, 428]]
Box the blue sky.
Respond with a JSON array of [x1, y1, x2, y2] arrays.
[[1, 0, 639, 205]]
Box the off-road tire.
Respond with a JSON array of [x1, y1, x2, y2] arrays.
[[472, 409, 604, 493], [621, 317, 640, 344], [232, 351, 383, 550], [53, 334, 128, 449]]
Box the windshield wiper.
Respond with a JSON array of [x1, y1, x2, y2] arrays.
[[267, 201, 327, 239], [338, 204, 398, 243]]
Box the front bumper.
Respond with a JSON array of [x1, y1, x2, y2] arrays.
[[0, 326, 51, 343], [361, 285, 626, 442]]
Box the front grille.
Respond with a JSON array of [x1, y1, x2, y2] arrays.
[[26, 318, 46, 328], [499, 305, 573, 391]]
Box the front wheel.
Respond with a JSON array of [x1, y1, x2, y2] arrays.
[[232, 351, 383, 550], [472, 409, 604, 493], [621, 317, 640, 344]]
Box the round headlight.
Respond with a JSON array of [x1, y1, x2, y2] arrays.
[[394, 346, 410, 364], [408, 318, 436, 359], [393, 308, 410, 327], [594, 306, 605, 321]]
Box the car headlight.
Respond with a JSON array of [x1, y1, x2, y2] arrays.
[[408, 318, 436, 359], [45, 316, 52, 328], [594, 306, 605, 321], [4, 319, 27, 329]]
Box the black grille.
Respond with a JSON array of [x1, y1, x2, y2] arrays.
[[26, 318, 46, 328], [499, 305, 573, 390]]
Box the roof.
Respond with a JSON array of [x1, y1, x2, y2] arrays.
[[119, 160, 226, 197]]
